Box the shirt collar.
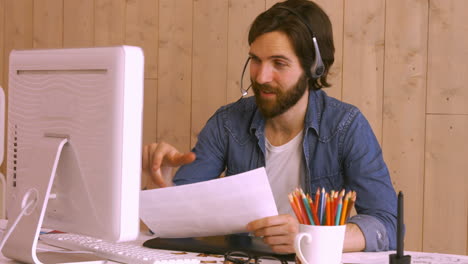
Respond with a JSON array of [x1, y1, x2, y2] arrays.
[[249, 89, 322, 136]]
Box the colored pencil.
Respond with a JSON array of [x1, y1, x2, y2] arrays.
[[288, 194, 303, 224], [340, 191, 351, 225], [344, 191, 357, 223], [319, 188, 326, 225], [335, 197, 343, 226], [292, 191, 306, 224], [330, 191, 336, 225], [326, 194, 331, 226], [302, 192, 315, 225], [288, 188, 357, 226], [308, 196, 320, 226], [296, 189, 310, 225], [314, 188, 320, 215]]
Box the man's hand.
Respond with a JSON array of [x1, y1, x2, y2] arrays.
[[142, 142, 196, 188], [246, 214, 299, 253]]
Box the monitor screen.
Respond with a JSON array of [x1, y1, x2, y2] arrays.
[[2, 46, 144, 263]]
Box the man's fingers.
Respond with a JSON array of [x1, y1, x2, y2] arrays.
[[150, 168, 167, 188], [263, 233, 296, 247], [252, 224, 294, 237], [142, 141, 195, 188], [247, 214, 295, 231], [170, 152, 196, 166], [246, 214, 298, 254]]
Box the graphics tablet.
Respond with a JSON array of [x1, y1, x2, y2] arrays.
[[143, 234, 295, 261]]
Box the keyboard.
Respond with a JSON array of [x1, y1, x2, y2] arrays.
[[40, 233, 201, 264]]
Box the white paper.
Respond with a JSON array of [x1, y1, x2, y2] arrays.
[[139, 167, 279, 238], [342, 250, 468, 264]]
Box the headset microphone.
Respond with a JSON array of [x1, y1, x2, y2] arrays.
[[239, 57, 251, 97]]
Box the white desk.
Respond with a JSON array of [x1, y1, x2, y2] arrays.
[[0, 218, 467, 264], [1, 249, 467, 264], [1, 240, 467, 264]]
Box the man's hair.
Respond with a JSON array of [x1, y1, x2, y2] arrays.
[[248, 0, 334, 90]]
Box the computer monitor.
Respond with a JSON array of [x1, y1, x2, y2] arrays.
[[2, 46, 144, 263]]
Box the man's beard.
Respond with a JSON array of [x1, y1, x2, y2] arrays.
[[252, 74, 308, 119]]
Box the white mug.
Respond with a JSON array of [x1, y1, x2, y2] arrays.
[[294, 224, 346, 264]]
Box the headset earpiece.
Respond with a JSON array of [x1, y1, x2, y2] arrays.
[[275, 6, 324, 79], [311, 36, 325, 78], [239, 6, 326, 96]]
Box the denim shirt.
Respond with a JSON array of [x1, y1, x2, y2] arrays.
[[174, 89, 397, 252]]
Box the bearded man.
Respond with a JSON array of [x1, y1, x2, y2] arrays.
[[142, 0, 397, 253]]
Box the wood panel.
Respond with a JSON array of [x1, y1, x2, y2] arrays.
[[0, 0, 4, 217], [226, 0, 264, 102], [382, 0, 428, 251], [142, 79, 158, 146], [342, 0, 385, 143], [0, 0, 4, 90], [125, 0, 159, 79], [3, 0, 33, 90], [33, 0, 63, 49], [191, 0, 228, 148], [265, 0, 280, 9], [94, 0, 126, 46], [157, 0, 192, 152], [423, 115, 468, 255], [314, 0, 343, 100], [63, 0, 94, 47], [0, 0, 467, 255], [427, 0, 468, 115]]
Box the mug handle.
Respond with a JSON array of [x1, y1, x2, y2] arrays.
[[294, 232, 312, 264]]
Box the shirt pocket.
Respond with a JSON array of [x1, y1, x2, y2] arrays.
[[308, 169, 344, 192]]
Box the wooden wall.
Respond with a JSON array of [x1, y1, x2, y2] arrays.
[[0, 0, 467, 255]]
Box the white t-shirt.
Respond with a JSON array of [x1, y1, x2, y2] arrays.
[[265, 130, 306, 216]]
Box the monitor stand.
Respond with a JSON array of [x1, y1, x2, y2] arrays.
[[2, 136, 105, 264]]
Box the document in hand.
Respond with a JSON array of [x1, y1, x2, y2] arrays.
[[139, 167, 278, 238]]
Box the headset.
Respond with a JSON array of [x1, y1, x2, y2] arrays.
[[240, 5, 325, 97]]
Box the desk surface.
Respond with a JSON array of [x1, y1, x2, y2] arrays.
[[1, 242, 467, 264], [1, 250, 468, 264], [0, 218, 467, 264]]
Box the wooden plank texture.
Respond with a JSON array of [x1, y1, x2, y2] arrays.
[[382, 0, 428, 251], [315, 0, 343, 100], [0, 0, 4, 87], [64, 0, 94, 47], [0, 0, 4, 216], [125, 0, 159, 79], [427, 0, 468, 115], [157, 0, 193, 152], [142, 79, 158, 146], [1, 0, 467, 255], [191, 0, 228, 148], [342, 0, 385, 143], [3, 0, 33, 89], [94, 0, 126, 46], [226, 0, 264, 102], [423, 115, 468, 255], [33, 0, 63, 49], [265, 0, 280, 9]]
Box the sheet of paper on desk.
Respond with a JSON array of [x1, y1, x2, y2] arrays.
[[139, 167, 278, 238], [342, 250, 468, 264]]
